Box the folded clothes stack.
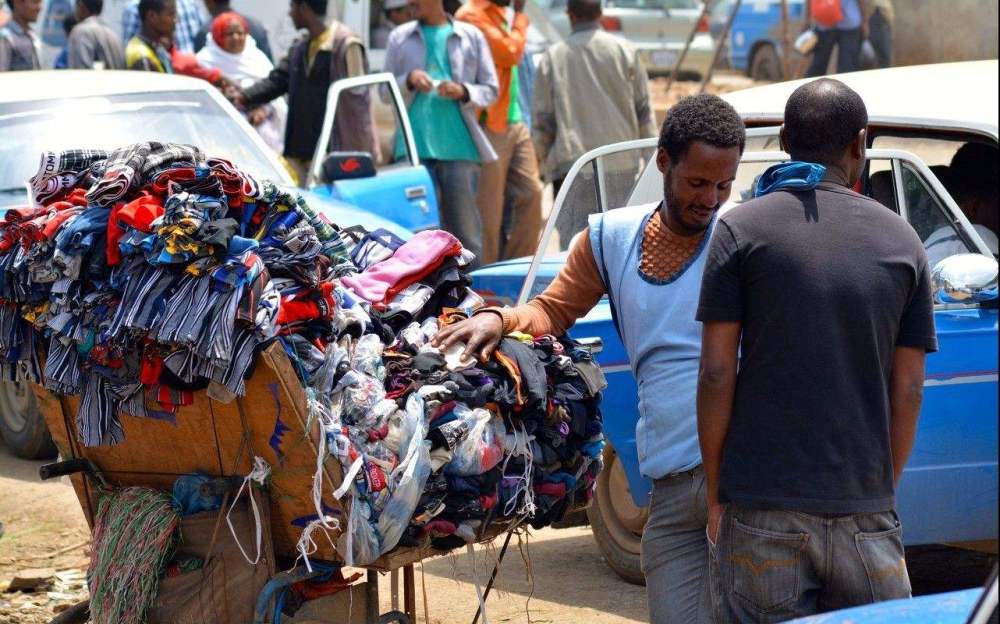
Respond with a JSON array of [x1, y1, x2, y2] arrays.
[[0, 143, 605, 565]]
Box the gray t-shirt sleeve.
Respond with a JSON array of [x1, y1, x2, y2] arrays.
[[696, 220, 744, 322], [896, 256, 939, 352]]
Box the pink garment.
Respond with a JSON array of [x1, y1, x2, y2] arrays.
[[340, 230, 462, 305]]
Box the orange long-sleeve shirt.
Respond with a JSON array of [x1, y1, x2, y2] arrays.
[[486, 209, 708, 335], [455, 0, 529, 134]]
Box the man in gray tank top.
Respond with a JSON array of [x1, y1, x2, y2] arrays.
[[434, 96, 747, 624]]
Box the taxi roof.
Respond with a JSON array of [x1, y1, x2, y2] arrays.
[[722, 60, 999, 140]]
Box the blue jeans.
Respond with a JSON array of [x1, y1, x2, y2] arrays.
[[641, 466, 712, 624], [710, 506, 911, 622], [425, 159, 482, 267]]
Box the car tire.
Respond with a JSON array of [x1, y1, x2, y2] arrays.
[[0, 380, 57, 460], [587, 443, 648, 586], [749, 44, 783, 82]]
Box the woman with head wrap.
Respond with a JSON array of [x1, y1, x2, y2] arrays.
[[197, 12, 286, 154]]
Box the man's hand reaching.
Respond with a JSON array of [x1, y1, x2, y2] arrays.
[[432, 312, 504, 362]]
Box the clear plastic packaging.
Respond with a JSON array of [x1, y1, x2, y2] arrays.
[[340, 497, 381, 566], [351, 333, 385, 381], [445, 404, 506, 476], [377, 391, 431, 555]]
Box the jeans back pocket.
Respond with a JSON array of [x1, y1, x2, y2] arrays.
[[729, 516, 809, 615], [855, 524, 911, 602]]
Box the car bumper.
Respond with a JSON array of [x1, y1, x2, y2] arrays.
[[635, 34, 715, 77]]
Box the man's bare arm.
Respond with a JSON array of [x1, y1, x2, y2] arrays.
[[697, 321, 741, 540], [889, 345, 926, 484]]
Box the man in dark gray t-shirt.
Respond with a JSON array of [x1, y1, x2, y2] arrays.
[[696, 79, 938, 621]]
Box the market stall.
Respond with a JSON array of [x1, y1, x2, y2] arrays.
[[1, 144, 607, 624]]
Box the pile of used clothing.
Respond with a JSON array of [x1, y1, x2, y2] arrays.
[[0, 143, 606, 566]]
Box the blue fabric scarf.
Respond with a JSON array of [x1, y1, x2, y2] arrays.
[[753, 161, 827, 198]]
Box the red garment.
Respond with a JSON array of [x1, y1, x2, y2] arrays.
[[107, 191, 165, 265], [47, 188, 89, 212], [150, 168, 199, 196], [429, 400, 458, 423], [534, 482, 567, 498], [421, 519, 457, 538], [140, 345, 164, 385], [480, 493, 498, 510], [36, 208, 84, 243], [170, 47, 222, 85], [276, 282, 336, 326], [211, 12, 249, 47]]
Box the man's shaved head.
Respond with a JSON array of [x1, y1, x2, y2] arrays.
[[782, 78, 868, 165]]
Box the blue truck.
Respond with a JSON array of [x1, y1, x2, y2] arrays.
[[710, 0, 807, 81], [471, 62, 1000, 583]]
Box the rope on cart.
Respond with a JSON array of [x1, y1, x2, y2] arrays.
[[87, 487, 180, 624]]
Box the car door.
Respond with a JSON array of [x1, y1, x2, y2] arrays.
[[868, 151, 998, 546], [305, 73, 440, 233], [518, 138, 659, 508]]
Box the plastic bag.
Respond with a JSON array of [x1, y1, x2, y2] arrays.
[[377, 391, 431, 554], [339, 497, 381, 566], [340, 372, 386, 428], [810, 0, 843, 27], [351, 333, 385, 381], [445, 405, 506, 476]]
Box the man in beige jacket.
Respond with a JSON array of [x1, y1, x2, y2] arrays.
[[532, 0, 656, 244]]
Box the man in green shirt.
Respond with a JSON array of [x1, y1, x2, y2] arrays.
[[384, 0, 499, 266]]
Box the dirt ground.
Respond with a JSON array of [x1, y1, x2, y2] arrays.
[[649, 73, 768, 118], [2, 443, 996, 624]]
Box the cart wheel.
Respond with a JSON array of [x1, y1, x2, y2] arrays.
[[377, 610, 410, 624], [49, 601, 89, 624]]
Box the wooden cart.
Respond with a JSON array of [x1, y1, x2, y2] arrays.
[[35, 342, 499, 624]]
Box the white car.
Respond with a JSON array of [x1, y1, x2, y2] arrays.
[[533, 0, 715, 78]]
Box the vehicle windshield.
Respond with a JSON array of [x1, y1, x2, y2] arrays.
[[0, 91, 285, 209]]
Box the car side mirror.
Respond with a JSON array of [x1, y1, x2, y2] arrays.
[[321, 152, 376, 183], [932, 253, 998, 304]]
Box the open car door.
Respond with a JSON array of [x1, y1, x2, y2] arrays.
[[304, 73, 440, 233]]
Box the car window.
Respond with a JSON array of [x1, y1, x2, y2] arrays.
[[900, 162, 975, 269], [0, 91, 284, 209], [654, 0, 701, 8], [547, 147, 656, 254]]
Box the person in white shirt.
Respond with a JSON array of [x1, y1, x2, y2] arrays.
[[926, 142, 999, 268]]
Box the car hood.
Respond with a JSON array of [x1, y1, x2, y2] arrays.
[[473, 254, 567, 277]]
